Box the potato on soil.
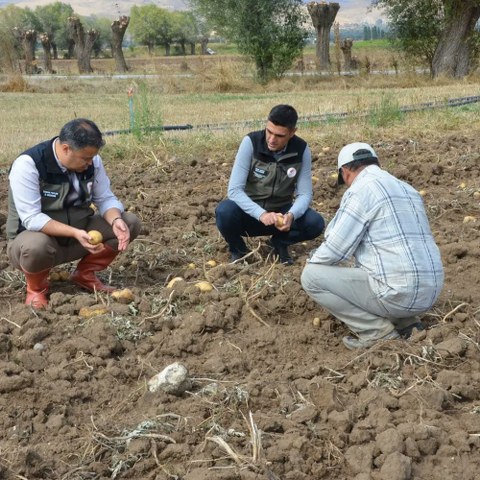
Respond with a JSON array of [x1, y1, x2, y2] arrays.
[[79, 306, 109, 318], [195, 281, 213, 292], [167, 277, 184, 289], [87, 230, 103, 245], [111, 288, 135, 304], [206, 260, 217, 267]]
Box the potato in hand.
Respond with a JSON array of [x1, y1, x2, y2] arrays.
[[87, 230, 103, 245]]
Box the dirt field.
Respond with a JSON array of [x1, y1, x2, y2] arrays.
[[0, 130, 479, 480]]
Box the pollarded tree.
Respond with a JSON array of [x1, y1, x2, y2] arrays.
[[373, 0, 480, 78], [190, 0, 308, 83], [111, 16, 129, 72], [0, 5, 41, 73], [39, 33, 53, 73], [68, 16, 98, 73], [307, 2, 340, 71]]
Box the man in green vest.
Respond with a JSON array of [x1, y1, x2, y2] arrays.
[[216, 104, 324, 264], [7, 118, 141, 309]]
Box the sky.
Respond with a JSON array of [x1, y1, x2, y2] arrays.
[[0, 0, 384, 24]]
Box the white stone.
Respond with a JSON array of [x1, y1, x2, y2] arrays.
[[148, 362, 191, 395]]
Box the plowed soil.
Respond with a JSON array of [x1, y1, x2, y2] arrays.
[[0, 131, 479, 480]]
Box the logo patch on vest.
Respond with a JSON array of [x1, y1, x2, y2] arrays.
[[253, 167, 267, 178], [42, 190, 59, 199], [287, 167, 297, 178]]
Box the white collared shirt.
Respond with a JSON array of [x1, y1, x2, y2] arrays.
[[9, 140, 124, 231]]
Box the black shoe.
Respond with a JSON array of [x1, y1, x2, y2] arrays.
[[269, 240, 293, 265], [230, 251, 250, 263], [396, 321, 425, 339]]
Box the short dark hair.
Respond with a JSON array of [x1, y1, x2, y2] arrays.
[[59, 118, 105, 150], [267, 104, 298, 129], [342, 149, 379, 172]]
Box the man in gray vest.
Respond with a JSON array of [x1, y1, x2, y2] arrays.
[[215, 105, 324, 264], [7, 118, 141, 309]]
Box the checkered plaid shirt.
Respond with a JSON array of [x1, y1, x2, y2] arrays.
[[308, 165, 444, 311]]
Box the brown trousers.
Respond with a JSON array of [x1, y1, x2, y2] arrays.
[[7, 212, 141, 273]]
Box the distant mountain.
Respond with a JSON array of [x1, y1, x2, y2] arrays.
[[1, 0, 188, 18], [0, 0, 382, 23]]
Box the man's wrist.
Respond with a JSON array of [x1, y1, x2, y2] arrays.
[[111, 216, 122, 227]]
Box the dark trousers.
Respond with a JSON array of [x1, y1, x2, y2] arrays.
[[215, 199, 324, 255]]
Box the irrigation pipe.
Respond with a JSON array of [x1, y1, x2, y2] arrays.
[[103, 95, 480, 136]]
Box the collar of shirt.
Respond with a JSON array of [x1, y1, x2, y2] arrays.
[[52, 138, 68, 173]]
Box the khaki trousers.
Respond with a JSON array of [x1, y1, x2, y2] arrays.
[[301, 263, 419, 340], [8, 212, 141, 273]]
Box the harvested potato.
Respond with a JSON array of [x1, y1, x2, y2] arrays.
[[463, 216, 476, 224], [111, 288, 135, 303], [87, 230, 103, 245], [49, 272, 60, 281], [275, 214, 284, 227], [59, 270, 70, 281], [419, 190, 427, 197], [195, 281, 213, 292], [206, 260, 217, 267], [188, 263, 196, 269], [79, 306, 109, 318], [312, 175, 319, 184], [313, 317, 321, 327], [167, 277, 184, 289]]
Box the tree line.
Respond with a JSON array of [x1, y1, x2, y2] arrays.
[[1, 0, 479, 81]]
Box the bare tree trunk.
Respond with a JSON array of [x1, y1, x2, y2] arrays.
[[307, 2, 340, 71], [13, 28, 36, 74], [341, 38, 353, 71], [165, 43, 171, 56], [68, 16, 98, 73], [40, 33, 53, 73], [52, 42, 58, 60], [432, 1, 480, 78], [200, 35, 209, 55], [22, 29, 37, 74], [190, 42, 195, 55], [111, 15, 129, 73]]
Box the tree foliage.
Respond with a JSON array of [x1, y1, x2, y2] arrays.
[[190, 0, 308, 83], [35, 2, 74, 57], [373, 0, 480, 77], [130, 5, 173, 55], [373, 0, 443, 69]]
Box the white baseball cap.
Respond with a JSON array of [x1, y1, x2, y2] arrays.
[[337, 142, 378, 184]]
